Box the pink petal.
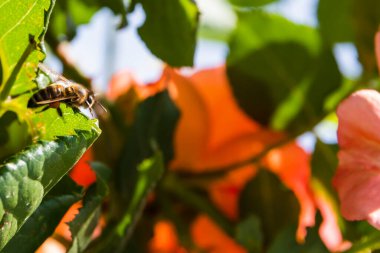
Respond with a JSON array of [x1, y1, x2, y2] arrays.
[[376, 29, 380, 75], [334, 89, 380, 225], [314, 189, 351, 251]]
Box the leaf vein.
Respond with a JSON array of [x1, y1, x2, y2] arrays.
[[0, 0, 38, 42]]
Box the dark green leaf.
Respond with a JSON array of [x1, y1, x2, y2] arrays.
[[0, 129, 99, 250], [0, 111, 30, 161], [3, 176, 83, 253], [138, 0, 199, 67], [115, 90, 179, 204], [0, 0, 51, 97], [345, 230, 380, 253], [86, 151, 164, 253], [227, 11, 342, 134], [239, 169, 299, 246], [311, 140, 338, 194], [317, 0, 355, 44], [235, 215, 263, 252], [267, 225, 328, 253], [229, 0, 278, 7], [352, 0, 380, 77], [67, 162, 110, 253]]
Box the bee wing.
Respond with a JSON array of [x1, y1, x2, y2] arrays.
[[34, 96, 77, 105], [38, 63, 70, 83]]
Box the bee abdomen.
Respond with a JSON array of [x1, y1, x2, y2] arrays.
[[27, 85, 65, 108]]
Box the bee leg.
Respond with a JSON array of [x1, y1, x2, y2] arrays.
[[56, 107, 63, 117], [36, 105, 50, 113], [49, 101, 63, 117]]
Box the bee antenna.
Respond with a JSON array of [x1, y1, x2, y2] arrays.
[[96, 101, 107, 113]]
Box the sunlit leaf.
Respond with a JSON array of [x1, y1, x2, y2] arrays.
[[0, 0, 52, 97]]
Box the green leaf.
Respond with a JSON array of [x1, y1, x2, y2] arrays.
[[0, 111, 30, 161], [317, 0, 355, 44], [235, 215, 263, 252], [239, 169, 299, 246], [0, 0, 52, 98], [31, 103, 100, 140], [311, 140, 339, 194], [138, 0, 199, 67], [227, 11, 342, 134], [114, 90, 179, 204], [2, 176, 83, 253], [0, 129, 99, 250], [345, 230, 380, 253], [116, 151, 164, 237], [87, 151, 164, 253], [267, 225, 328, 253], [229, 0, 278, 7], [351, 0, 380, 77], [67, 162, 110, 253]]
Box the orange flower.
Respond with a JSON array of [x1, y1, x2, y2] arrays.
[[264, 144, 351, 251], [263, 144, 315, 243], [106, 66, 349, 251], [208, 165, 256, 219], [149, 220, 187, 253], [167, 66, 349, 251], [167, 66, 283, 171], [36, 238, 66, 253], [191, 215, 246, 253], [69, 149, 96, 187], [107, 69, 166, 101]]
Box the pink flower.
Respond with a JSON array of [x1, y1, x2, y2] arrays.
[[334, 89, 380, 229]]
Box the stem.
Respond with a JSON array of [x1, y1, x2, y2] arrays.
[[163, 173, 235, 237], [176, 135, 293, 181]]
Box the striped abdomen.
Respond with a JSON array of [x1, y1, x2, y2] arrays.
[[27, 85, 69, 108]]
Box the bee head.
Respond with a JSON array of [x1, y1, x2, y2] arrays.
[[86, 93, 96, 108]]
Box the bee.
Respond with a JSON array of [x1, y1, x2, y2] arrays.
[[28, 64, 105, 117]]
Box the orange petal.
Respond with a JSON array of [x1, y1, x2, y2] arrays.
[[36, 238, 66, 253], [70, 149, 96, 187], [191, 215, 247, 253], [168, 68, 210, 171], [313, 188, 351, 252], [107, 70, 141, 100], [108, 69, 168, 101], [208, 165, 256, 219], [149, 220, 186, 253], [54, 202, 82, 240], [168, 66, 283, 171], [264, 143, 316, 242]]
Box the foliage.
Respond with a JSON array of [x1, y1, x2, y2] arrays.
[[0, 0, 379, 252]]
